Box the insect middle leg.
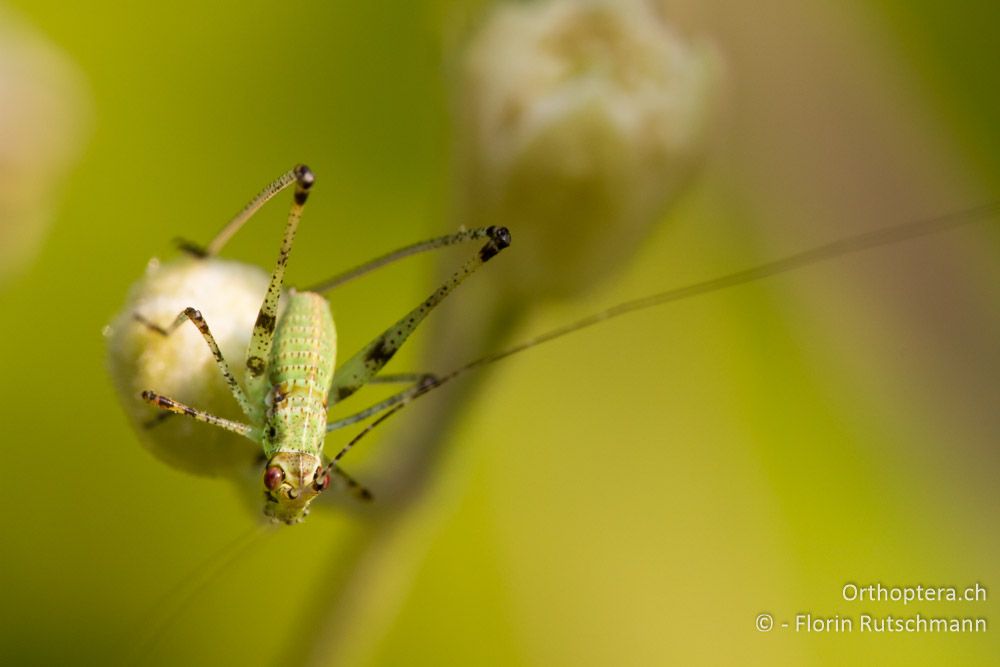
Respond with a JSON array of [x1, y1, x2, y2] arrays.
[[140, 391, 254, 438], [135, 306, 257, 421]]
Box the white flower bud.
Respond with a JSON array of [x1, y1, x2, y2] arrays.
[[105, 257, 283, 478], [0, 6, 90, 283], [454, 0, 721, 299]]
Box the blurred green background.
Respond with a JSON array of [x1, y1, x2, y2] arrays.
[[1, 1, 997, 666]]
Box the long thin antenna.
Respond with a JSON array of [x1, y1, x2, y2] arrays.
[[325, 201, 998, 465]]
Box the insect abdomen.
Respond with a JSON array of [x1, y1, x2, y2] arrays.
[[261, 292, 337, 459], [270, 291, 337, 392]]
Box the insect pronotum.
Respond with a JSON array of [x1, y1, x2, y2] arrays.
[[110, 165, 996, 526]]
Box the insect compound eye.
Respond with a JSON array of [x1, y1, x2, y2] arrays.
[[314, 467, 330, 492], [263, 465, 285, 491]]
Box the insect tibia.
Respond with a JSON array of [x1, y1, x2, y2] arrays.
[[203, 164, 315, 257], [140, 390, 255, 439], [303, 225, 513, 295]]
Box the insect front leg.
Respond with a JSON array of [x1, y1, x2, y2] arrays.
[[329, 226, 511, 403], [136, 306, 259, 421], [140, 391, 255, 439]]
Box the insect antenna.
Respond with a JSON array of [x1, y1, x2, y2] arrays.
[[324, 201, 999, 467]]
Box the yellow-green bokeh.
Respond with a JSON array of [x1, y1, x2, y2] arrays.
[[1, 2, 997, 666]]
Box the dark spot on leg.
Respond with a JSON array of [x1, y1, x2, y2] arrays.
[[363, 337, 396, 368], [334, 385, 357, 402], [254, 311, 277, 334], [479, 244, 499, 262], [247, 355, 266, 377]]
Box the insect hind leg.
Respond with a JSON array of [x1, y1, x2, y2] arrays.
[[302, 226, 514, 293], [329, 226, 510, 403], [176, 165, 312, 258], [243, 165, 314, 401]]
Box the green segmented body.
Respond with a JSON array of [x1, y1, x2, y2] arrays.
[[261, 291, 336, 459]]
